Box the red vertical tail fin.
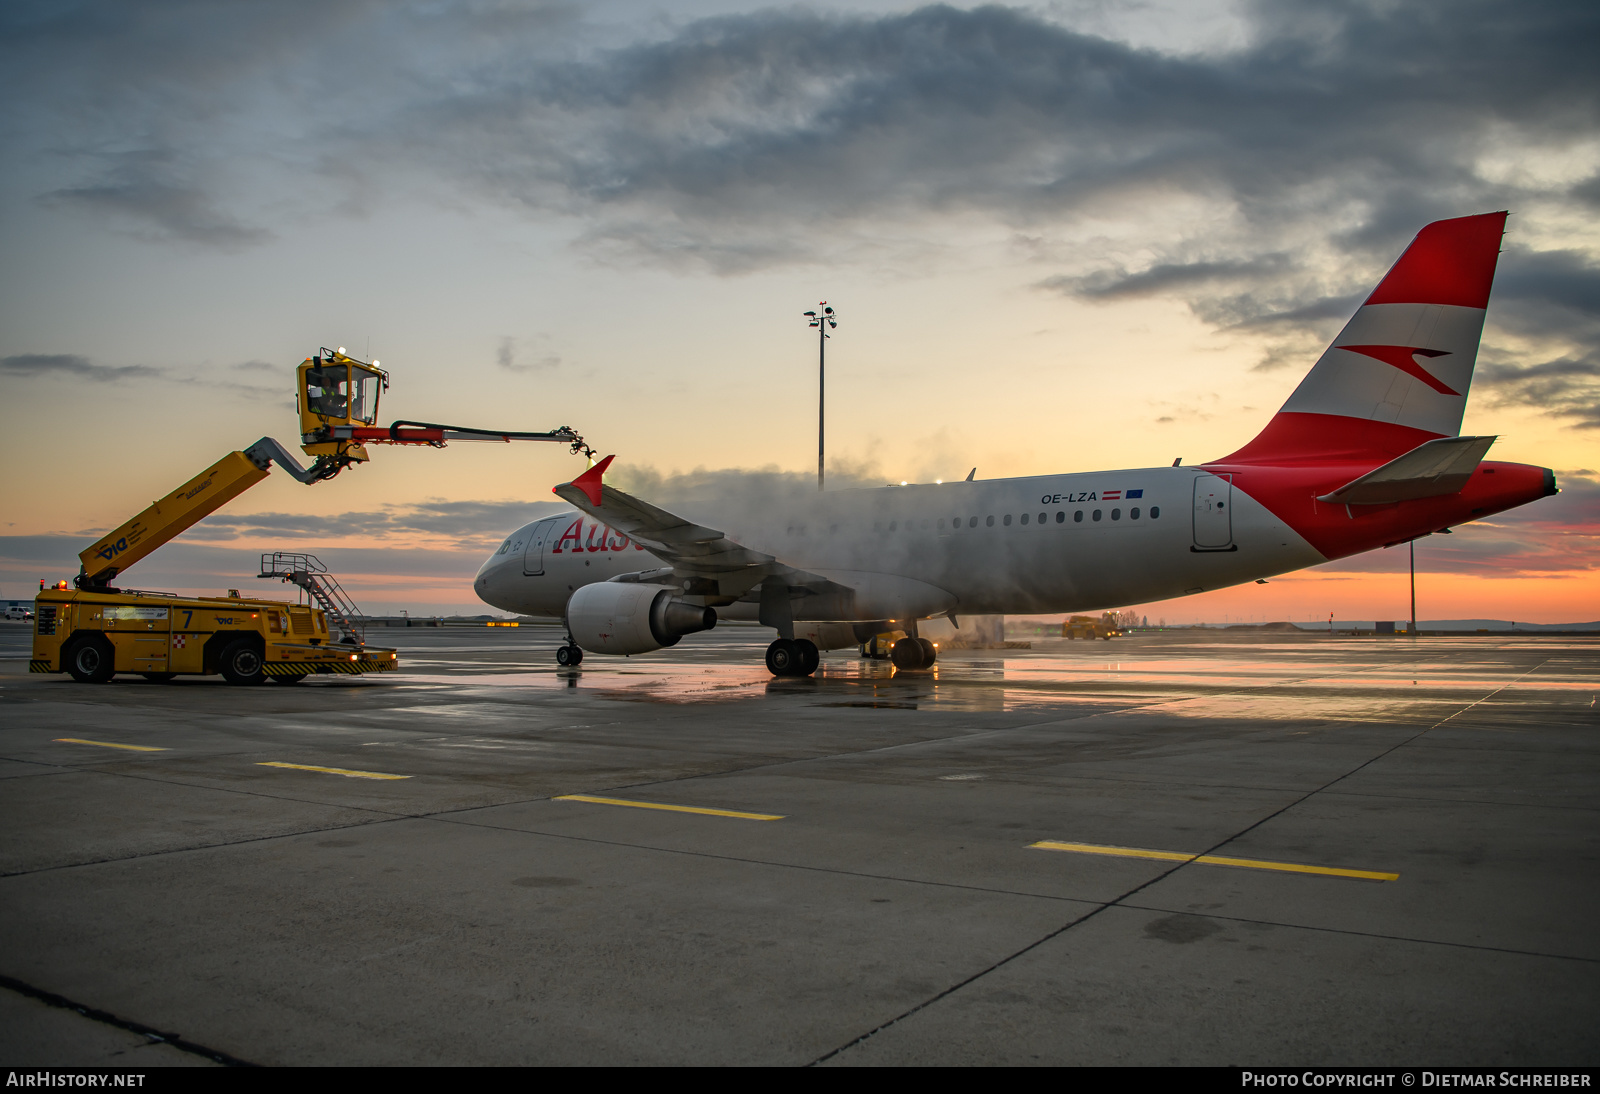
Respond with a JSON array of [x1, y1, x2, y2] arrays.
[[1219, 212, 1507, 466]]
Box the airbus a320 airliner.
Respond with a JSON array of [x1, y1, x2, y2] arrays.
[[475, 213, 1556, 675]]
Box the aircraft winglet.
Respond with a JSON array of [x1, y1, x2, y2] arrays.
[[559, 454, 614, 506]]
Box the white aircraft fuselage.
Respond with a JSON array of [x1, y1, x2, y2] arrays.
[[477, 467, 1320, 621]]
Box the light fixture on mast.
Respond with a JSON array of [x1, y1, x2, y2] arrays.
[[803, 302, 837, 490]]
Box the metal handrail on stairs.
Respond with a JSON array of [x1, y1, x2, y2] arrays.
[[258, 552, 365, 645]]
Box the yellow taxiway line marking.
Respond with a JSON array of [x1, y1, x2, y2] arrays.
[[554, 794, 784, 821], [54, 738, 168, 752], [1030, 840, 1398, 881], [257, 762, 411, 781]]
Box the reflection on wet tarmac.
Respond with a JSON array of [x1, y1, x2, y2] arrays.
[[366, 631, 1600, 718]]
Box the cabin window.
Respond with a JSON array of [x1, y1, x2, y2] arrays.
[[1074, 511, 1083, 522], [1111, 508, 1121, 520], [1131, 507, 1141, 519], [1056, 511, 1065, 523], [1020, 513, 1029, 525], [1039, 512, 1048, 524], [969, 517, 978, 528], [1093, 510, 1102, 521], [1151, 506, 1161, 519], [985, 515, 994, 527], [1003, 514, 1012, 526], [938, 518, 946, 530]]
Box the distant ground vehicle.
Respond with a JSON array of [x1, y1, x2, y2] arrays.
[[4, 606, 34, 621], [1063, 614, 1120, 641]]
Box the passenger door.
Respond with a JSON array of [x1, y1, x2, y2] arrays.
[[523, 518, 553, 576], [1192, 474, 1234, 549]]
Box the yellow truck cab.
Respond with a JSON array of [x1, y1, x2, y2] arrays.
[[31, 587, 397, 685]]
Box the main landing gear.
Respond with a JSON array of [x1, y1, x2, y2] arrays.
[[556, 642, 584, 667], [766, 638, 820, 677], [890, 637, 937, 671]]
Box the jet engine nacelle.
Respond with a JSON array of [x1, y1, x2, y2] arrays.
[[566, 582, 716, 655]]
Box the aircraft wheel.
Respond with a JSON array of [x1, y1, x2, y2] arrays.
[[65, 636, 115, 684], [765, 638, 801, 676], [794, 639, 820, 676], [140, 672, 176, 684], [890, 638, 927, 670], [556, 644, 584, 667], [218, 639, 265, 686], [917, 637, 937, 666]]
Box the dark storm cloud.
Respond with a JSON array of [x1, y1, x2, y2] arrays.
[[12, 1, 1597, 255], [0, 354, 159, 382], [1, 351, 280, 396], [1477, 354, 1600, 430], [190, 499, 572, 544], [7, 0, 1598, 399], [496, 337, 561, 373], [395, 0, 1597, 268], [1041, 255, 1294, 302], [45, 178, 271, 248]]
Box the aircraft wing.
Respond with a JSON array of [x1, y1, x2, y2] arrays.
[[1317, 435, 1497, 505], [551, 457, 849, 608]]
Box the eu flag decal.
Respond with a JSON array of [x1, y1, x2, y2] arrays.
[[1126, 489, 1144, 499]]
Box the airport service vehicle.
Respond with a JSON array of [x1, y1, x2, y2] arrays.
[[1064, 615, 1120, 641], [32, 350, 591, 684], [474, 213, 1558, 676]]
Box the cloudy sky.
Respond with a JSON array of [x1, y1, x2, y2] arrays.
[[2, 0, 1597, 621]]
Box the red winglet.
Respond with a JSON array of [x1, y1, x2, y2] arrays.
[[560, 454, 614, 507]]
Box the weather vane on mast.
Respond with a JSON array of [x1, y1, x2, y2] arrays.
[[804, 302, 837, 490]]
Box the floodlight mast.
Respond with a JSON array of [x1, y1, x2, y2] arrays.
[[804, 303, 837, 490]]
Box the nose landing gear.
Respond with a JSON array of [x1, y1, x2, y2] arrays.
[[766, 638, 819, 677]]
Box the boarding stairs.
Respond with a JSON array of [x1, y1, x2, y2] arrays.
[[258, 552, 365, 645]]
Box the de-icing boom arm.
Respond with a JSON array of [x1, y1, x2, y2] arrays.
[[76, 348, 593, 591]]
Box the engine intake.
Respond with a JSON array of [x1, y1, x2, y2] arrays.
[[566, 582, 716, 655]]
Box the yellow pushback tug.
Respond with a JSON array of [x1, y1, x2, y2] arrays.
[[32, 349, 590, 685]]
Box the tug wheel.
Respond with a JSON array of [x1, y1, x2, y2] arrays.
[[218, 639, 265, 686], [66, 636, 115, 684]]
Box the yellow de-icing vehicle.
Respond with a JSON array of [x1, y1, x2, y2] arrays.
[[1062, 613, 1122, 641], [31, 349, 591, 685]]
